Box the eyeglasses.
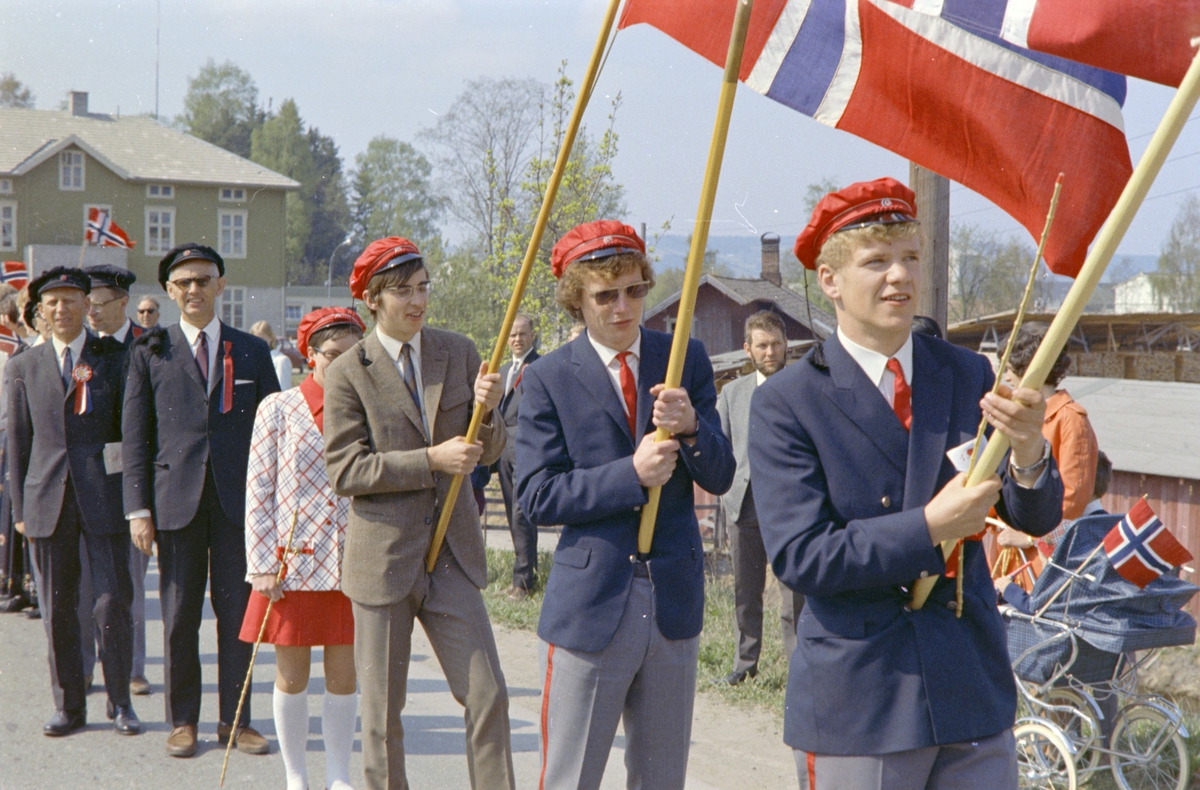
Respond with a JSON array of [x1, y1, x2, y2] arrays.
[[88, 296, 124, 310], [381, 281, 432, 301], [169, 276, 214, 290], [137, 308, 158, 315], [585, 281, 651, 306]]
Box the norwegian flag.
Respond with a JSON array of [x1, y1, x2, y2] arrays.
[[1, 261, 28, 290], [1103, 499, 1193, 589], [86, 207, 136, 249], [0, 325, 18, 356]]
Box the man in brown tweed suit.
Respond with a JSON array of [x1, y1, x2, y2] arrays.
[[323, 236, 513, 790]]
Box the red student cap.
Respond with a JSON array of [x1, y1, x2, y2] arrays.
[[297, 307, 366, 358], [550, 220, 645, 280], [349, 237, 424, 300], [793, 177, 918, 270]]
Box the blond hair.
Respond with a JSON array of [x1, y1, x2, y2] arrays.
[[816, 222, 919, 271], [556, 253, 656, 322], [250, 320, 278, 349]]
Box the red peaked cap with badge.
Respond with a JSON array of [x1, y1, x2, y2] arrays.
[[296, 307, 367, 359], [348, 237, 424, 300], [550, 220, 646, 279], [794, 177, 919, 270]]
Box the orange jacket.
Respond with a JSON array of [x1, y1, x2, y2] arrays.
[[1043, 390, 1099, 521]]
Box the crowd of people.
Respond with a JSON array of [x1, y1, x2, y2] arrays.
[[0, 177, 1089, 790]]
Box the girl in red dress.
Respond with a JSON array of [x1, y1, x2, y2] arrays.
[[240, 307, 365, 790]]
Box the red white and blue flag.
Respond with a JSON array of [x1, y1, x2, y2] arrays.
[[0, 326, 19, 356], [1, 260, 29, 290], [618, 0, 1134, 277], [1102, 499, 1193, 589], [86, 207, 136, 249]]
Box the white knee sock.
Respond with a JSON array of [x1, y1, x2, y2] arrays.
[[323, 691, 358, 790], [273, 687, 310, 790]]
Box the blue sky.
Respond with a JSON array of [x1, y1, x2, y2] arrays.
[[3, 0, 1195, 257]]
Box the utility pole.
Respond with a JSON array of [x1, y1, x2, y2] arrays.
[[909, 163, 950, 334], [155, 0, 161, 120]]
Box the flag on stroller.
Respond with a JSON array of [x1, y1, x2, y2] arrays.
[[1103, 499, 1193, 589]]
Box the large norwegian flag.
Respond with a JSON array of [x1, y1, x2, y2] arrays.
[[1, 261, 28, 290], [1102, 499, 1193, 589], [619, 0, 1133, 277], [86, 207, 136, 249]]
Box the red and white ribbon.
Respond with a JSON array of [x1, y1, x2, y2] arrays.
[[220, 341, 233, 414], [72, 363, 92, 415]]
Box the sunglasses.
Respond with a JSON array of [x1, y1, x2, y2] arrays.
[[585, 281, 651, 306], [137, 308, 158, 314], [169, 276, 214, 290]]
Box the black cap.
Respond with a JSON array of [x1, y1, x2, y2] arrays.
[[29, 266, 91, 303], [158, 243, 225, 289], [22, 297, 38, 329], [85, 264, 137, 292]]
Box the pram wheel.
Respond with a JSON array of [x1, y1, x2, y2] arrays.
[[1041, 688, 1103, 773], [1015, 720, 1077, 789], [1109, 707, 1189, 790]]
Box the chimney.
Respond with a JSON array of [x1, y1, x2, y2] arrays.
[[760, 232, 781, 286], [70, 91, 89, 116]]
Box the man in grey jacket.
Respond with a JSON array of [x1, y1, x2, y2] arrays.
[[716, 310, 805, 685]]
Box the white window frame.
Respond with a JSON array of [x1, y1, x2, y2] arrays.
[[0, 201, 16, 252], [219, 187, 246, 202], [144, 206, 176, 255], [0, 179, 12, 194], [221, 287, 246, 329], [285, 304, 303, 323], [218, 209, 248, 259], [145, 184, 174, 199], [60, 151, 85, 191], [83, 204, 113, 242]]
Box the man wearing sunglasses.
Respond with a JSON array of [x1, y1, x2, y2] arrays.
[[514, 220, 734, 789], [135, 297, 161, 329], [122, 243, 280, 758]]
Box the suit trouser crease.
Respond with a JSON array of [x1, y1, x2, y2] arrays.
[[539, 576, 699, 790], [498, 456, 537, 590], [353, 552, 514, 790], [731, 515, 804, 673], [30, 483, 134, 713], [129, 546, 151, 678], [156, 467, 252, 727]]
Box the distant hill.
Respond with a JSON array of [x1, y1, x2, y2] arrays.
[[650, 234, 770, 277]]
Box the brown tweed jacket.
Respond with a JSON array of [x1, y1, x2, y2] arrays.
[[323, 328, 505, 606]]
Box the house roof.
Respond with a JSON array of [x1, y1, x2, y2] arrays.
[[644, 274, 836, 338], [0, 108, 300, 190], [1060, 376, 1200, 481]]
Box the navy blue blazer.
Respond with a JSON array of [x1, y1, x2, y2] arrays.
[[749, 333, 1063, 755], [515, 328, 735, 652]]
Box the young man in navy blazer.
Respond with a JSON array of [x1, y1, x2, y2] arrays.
[[515, 220, 735, 790], [749, 179, 1063, 789]]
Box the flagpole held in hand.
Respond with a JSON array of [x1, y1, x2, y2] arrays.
[[424, 0, 624, 573], [219, 511, 299, 787]]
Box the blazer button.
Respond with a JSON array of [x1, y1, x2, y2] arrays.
[[903, 604, 912, 613], [693, 451, 700, 457], [919, 570, 929, 578], [946, 600, 959, 612], [881, 496, 891, 508], [633, 505, 641, 512], [425, 517, 431, 525]]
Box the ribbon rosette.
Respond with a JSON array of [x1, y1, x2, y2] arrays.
[[72, 363, 93, 415]]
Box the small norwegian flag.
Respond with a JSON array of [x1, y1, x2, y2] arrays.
[[1103, 499, 1193, 589], [85, 208, 136, 249], [0, 326, 18, 356], [1, 261, 29, 290]]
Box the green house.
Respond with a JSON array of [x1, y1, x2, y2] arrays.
[[0, 91, 299, 331]]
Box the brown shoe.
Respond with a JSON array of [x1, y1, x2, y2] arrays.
[[129, 676, 151, 696], [505, 585, 529, 602], [165, 725, 198, 758], [217, 723, 269, 755]]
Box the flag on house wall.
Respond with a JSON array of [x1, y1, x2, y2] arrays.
[[86, 207, 136, 249], [1103, 499, 1193, 589]]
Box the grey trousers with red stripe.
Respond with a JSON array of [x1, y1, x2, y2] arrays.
[[795, 730, 1017, 790], [537, 576, 700, 790]]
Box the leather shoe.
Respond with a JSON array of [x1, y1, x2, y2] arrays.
[[165, 725, 198, 757], [217, 723, 269, 755], [129, 676, 151, 695], [106, 702, 141, 735], [0, 594, 29, 613], [43, 710, 86, 737], [505, 585, 529, 602], [718, 668, 757, 686], [23, 605, 40, 619]]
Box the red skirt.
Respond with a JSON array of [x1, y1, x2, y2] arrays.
[[238, 589, 355, 646]]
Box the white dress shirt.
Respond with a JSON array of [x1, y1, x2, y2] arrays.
[[375, 327, 427, 433], [178, 315, 221, 390], [837, 327, 913, 409], [506, 351, 530, 393], [587, 330, 641, 419], [51, 330, 88, 382], [103, 318, 134, 344]]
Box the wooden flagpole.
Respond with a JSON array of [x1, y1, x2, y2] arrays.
[[637, 0, 754, 555], [910, 47, 1200, 611], [425, 0, 624, 572]]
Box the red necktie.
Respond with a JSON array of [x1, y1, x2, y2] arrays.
[[887, 358, 911, 432], [616, 351, 638, 440]]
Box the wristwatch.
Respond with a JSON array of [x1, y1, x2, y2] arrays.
[[1009, 439, 1050, 477]]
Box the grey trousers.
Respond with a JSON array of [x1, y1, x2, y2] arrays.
[[538, 576, 700, 790], [731, 514, 804, 673], [352, 552, 515, 790], [794, 730, 1017, 790], [79, 542, 148, 679]]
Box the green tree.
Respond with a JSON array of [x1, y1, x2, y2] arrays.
[[1151, 195, 1200, 313], [0, 73, 35, 108], [948, 223, 1034, 322], [350, 136, 444, 249], [177, 60, 263, 158], [252, 99, 317, 283], [303, 127, 353, 288]]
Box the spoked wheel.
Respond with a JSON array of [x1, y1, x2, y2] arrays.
[[1015, 720, 1078, 790], [1041, 688, 1103, 774], [1109, 707, 1189, 790]]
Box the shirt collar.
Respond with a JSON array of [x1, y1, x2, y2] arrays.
[[104, 318, 133, 343], [376, 327, 421, 363], [178, 315, 221, 347], [51, 330, 88, 362], [587, 329, 641, 368], [755, 370, 767, 386], [837, 327, 913, 388]]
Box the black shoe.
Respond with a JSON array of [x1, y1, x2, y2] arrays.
[[108, 702, 140, 736], [718, 668, 757, 686], [23, 605, 40, 619], [0, 595, 29, 613], [43, 710, 86, 737]]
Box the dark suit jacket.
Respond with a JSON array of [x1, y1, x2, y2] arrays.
[[122, 322, 279, 531], [516, 329, 735, 652], [749, 333, 1063, 755], [116, 321, 145, 350], [497, 350, 539, 463], [6, 335, 128, 537]]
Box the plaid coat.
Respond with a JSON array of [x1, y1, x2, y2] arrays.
[[245, 386, 348, 591]]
